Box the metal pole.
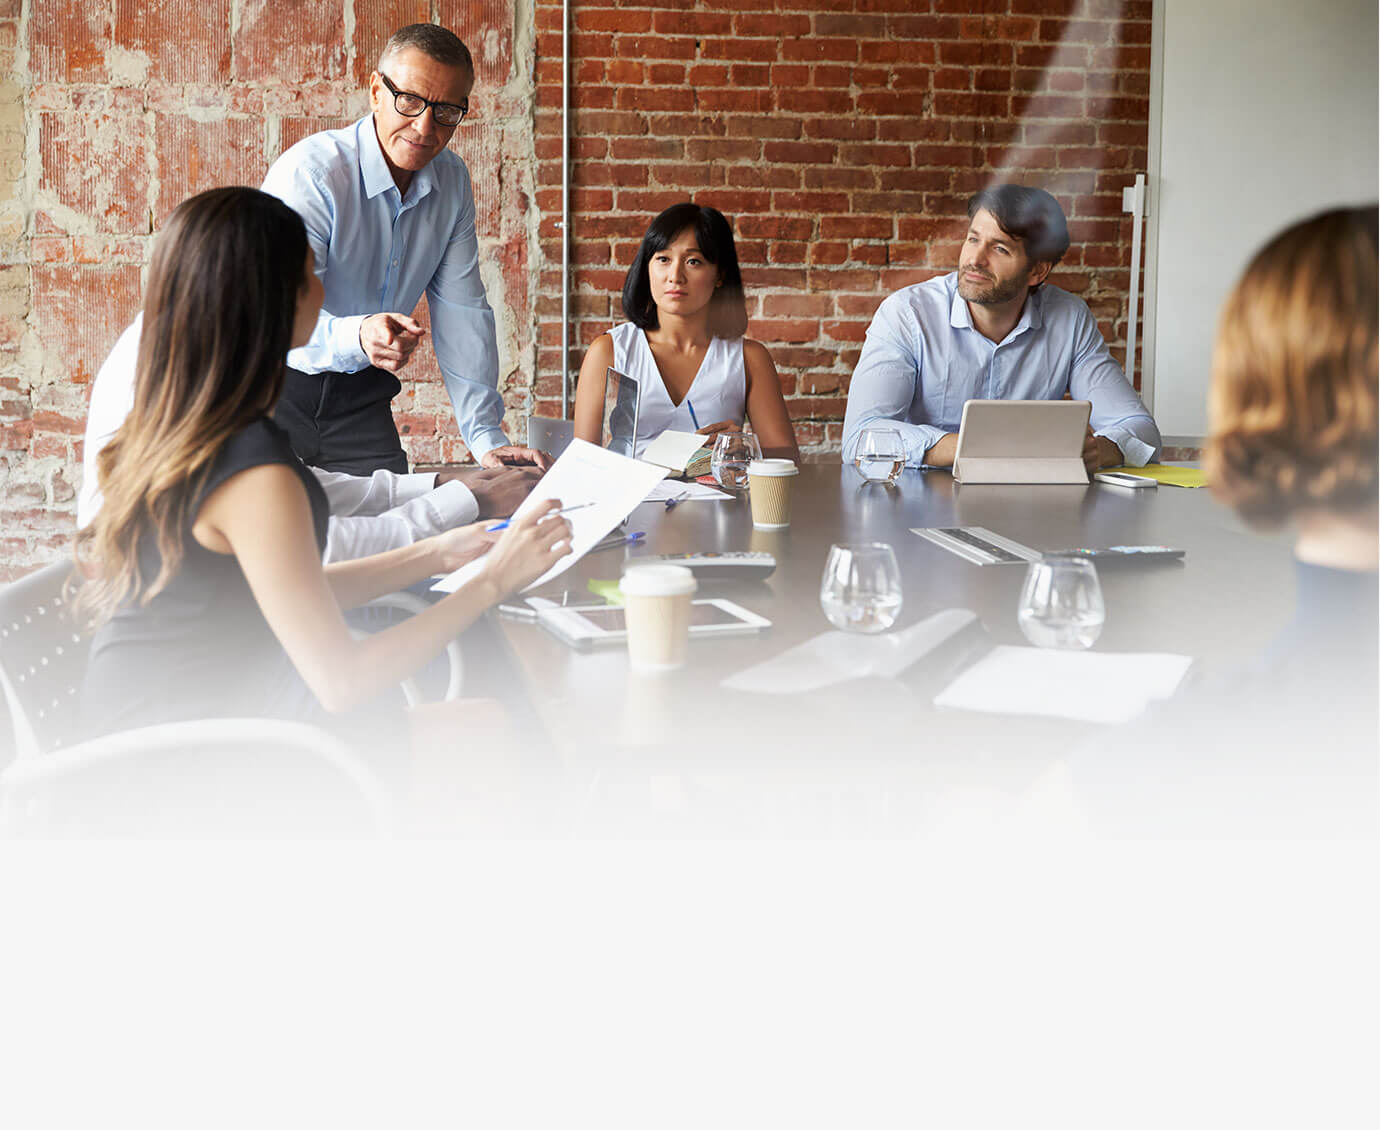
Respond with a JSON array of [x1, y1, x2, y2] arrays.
[[559, 0, 571, 418], [1121, 172, 1146, 391]]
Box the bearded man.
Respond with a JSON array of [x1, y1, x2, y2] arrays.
[[842, 185, 1161, 472]]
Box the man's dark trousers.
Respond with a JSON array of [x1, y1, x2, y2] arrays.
[[275, 365, 409, 475]]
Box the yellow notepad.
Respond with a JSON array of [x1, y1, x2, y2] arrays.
[[1111, 464, 1207, 488]]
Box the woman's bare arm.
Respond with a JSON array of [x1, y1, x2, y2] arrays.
[[195, 464, 570, 711], [743, 340, 801, 462], [572, 333, 615, 446]]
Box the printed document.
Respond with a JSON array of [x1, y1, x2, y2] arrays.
[[432, 439, 669, 594], [934, 646, 1193, 724]]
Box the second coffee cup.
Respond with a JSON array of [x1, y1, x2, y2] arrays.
[[620, 564, 699, 671], [747, 458, 799, 528]]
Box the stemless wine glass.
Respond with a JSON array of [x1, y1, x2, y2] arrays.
[[710, 430, 762, 490], [855, 427, 906, 484], [1017, 556, 1106, 649], [819, 542, 903, 633]]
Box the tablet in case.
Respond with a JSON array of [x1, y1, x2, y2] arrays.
[[952, 399, 1091, 484]]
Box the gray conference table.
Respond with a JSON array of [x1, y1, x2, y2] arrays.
[[482, 465, 1296, 803]]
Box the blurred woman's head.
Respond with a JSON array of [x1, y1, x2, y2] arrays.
[[1206, 206, 1378, 528], [138, 185, 316, 429], [77, 186, 316, 622], [622, 202, 748, 338]]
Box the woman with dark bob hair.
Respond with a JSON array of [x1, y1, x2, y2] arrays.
[[573, 202, 799, 461], [77, 186, 570, 744]]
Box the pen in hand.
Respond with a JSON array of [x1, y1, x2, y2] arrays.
[[486, 501, 594, 532]]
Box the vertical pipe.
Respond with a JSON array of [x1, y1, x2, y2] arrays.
[[560, 0, 571, 419], [1123, 172, 1146, 391]]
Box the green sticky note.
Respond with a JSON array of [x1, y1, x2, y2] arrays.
[[586, 579, 625, 605]]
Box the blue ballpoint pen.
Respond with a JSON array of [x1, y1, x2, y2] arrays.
[[686, 400, 700, 430], [486, 502, 594, 532]]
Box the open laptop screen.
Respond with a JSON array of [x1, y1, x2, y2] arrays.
[[602, 366, 640, 457], [524, 366, 642, 459]]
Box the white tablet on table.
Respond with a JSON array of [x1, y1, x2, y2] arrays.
[[535, 599, 770, 650], [952, 399, 1091, 484]]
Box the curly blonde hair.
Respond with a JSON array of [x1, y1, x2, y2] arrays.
[[1206, 206, 1378, 526]]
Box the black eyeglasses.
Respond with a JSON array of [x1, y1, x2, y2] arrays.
[[379, 73, 468, 127]]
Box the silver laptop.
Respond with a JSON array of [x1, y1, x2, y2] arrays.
[[952, 399, 1091, 484], [524, 366, 641, 459], [601, 366, 640, 457], [526, 415, 575, 457]]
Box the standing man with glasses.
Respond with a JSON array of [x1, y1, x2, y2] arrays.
[[261, 23, 550, 476]]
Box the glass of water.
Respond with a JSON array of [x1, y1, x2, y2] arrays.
[[710, 430, 761, 490], [1017, 556, 1106, 649], [855, 427, 906, 484], [819, 542, 903, 633]]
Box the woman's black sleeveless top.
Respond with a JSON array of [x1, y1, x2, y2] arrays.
[[81, 418, 330, 737]]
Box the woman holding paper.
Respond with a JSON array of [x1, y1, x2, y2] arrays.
[[77, 187, 571, 744], [572, 203, 800, 462]]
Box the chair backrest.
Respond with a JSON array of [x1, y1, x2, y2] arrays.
[[0, 559, 89, 760]]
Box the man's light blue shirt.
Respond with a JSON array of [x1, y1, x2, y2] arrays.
[[841, 272, 1161, 467], [261, 116, 506, 460]]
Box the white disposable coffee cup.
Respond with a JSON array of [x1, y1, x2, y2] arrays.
[[620, 564, 698, 671], [747, 458, 799, 528]]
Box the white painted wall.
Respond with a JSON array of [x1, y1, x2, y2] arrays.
[[1143, 0, 1378, 441]]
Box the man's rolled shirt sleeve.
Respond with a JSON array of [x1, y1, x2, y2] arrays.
[[427, 169, 506, 461], [842, 297, 946, 467], [1068, 305, 1162, 466], [260, 160, 371, 374], [312, 467, 451, 516], [322, 479, 479, 563]]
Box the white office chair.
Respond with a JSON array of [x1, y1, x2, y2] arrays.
[[0, 560, 461, 836]]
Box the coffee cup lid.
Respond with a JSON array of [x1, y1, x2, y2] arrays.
[[747, 458, 798, 477], [620, 564, 698, 597]]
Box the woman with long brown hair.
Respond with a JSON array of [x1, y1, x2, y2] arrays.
[[77, 186, 570, 740]]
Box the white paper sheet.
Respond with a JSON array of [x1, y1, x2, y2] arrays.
[[638, 429, 708, 472], [642, 479, 732, 503], [431, 438, 669, 595], [722, 609, 978, 694], [933, 646, 1193, 724]]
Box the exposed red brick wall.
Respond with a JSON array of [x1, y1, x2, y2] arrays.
[[0, 0, 533, 580], [0, 0, 1152, 581], [532, 0, 1151, 458]]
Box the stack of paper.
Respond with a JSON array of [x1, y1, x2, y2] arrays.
[[933, 646, 1193, 724], [642, 480, 731, 503]]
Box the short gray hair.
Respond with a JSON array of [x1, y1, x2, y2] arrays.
[[378, 23, 473, 75]]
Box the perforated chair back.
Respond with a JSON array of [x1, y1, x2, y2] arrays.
[[0, 559, 88, 760]]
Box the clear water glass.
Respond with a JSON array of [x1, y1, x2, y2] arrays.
[[819, 542, 903, 633], [855, 427, 906, 484], [710, 431, 761, 490], [1017, 556, 1106, 649]]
